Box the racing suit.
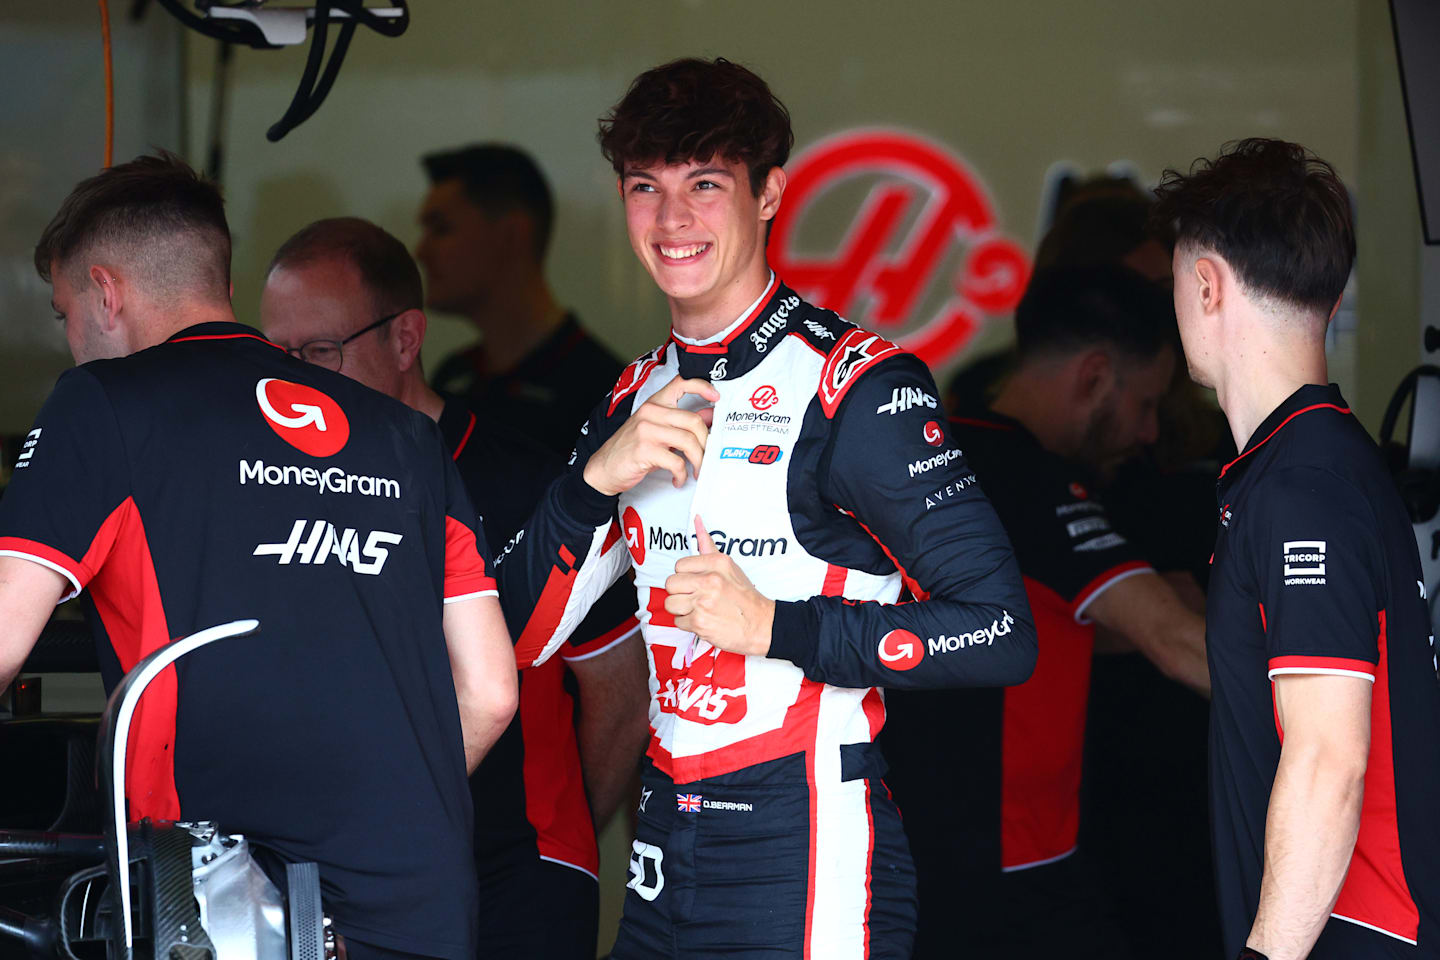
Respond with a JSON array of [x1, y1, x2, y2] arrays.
[[495, 277, 1037, 958]]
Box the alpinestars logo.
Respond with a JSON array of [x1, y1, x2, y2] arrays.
[[750, 295, 800, 352], [927, 611, 1015, 654], [254, 519, 402, 575], [1283, 540, 1327, 585], [710, 357, 728, 380], [256, 378, 350, 457], [14, 428, 40, 469], [876, 387, 938, 415]]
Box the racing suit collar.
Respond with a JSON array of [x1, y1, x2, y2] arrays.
[[670, 274, 803, 383]]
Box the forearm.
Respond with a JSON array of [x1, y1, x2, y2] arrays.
[[577, 707, 649, 829], [455, 682, 516, 773], [1136, 606, 1211, 696], [770, 585, 1036, 689], [444, 597, 520, 773], [570, 636, 650, 828], [1248, 744, 1366, 958], [0, 558, 67, 690], [1089, 573, 1210, 696]]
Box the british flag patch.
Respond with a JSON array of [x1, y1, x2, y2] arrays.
[[676, 793, 703, 813]]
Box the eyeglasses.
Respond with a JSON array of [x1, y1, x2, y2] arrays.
[[286, 311, 403, 371]]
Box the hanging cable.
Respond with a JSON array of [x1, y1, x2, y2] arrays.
[[98, 0, 115, 167]]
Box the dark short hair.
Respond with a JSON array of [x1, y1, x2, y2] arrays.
[[1015, 264, 1178, 364], [1036, 176, 1168, 271], [421, 144, 554, 262], [34, 150, 231, 299], [598, 57, 793, 196], [1152, 138, 1354, 317], [267, 217, 423, 317]]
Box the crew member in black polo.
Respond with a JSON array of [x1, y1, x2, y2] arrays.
[[260, 216, 648, 960], [1156, 138, 1440, 958], [0, 154, 518, 960], [416, 144, 625, 455], [882, 265, 1211, 960]]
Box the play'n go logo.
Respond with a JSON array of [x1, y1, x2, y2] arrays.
[[256, 378, 350, 457]]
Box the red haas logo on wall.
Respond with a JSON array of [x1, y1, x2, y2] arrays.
[[771, 130, 1030, 368], [255, 378, 350, 457]]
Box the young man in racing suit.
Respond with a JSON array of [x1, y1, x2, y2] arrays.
[[494, 58, 1037, 959]]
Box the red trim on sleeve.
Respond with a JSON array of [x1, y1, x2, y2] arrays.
[[0, 537, 86, 595], [1267, 655, 1377, 678], [1258, 602, 1267, 632], [1218, 403, 1351, 478], [513, 555, 581, 667], [443, 516, 497, 600], [451, 412, 477, 461], [1071, 560, 1151, 620], [563, 614, 640, 660], [821, 563, 848, 598]]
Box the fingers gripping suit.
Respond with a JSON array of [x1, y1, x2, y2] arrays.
[[494, 279, 1036, 958]]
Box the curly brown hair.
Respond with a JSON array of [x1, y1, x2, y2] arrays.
[[1152, 138, 1353, 317], [598, 57, 793, 196]]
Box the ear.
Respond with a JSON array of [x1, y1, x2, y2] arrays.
[[616, 176, 625, 200], [1327, 291, 1343, 322], [1074, 348, 1115, 404], [88, 265, 123, 331], [1194, 256, 1223, 316], [390, 308, 428, 372], [758, 166, 787, 223]]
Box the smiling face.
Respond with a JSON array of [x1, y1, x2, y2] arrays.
[[620, 157, 783, 330]]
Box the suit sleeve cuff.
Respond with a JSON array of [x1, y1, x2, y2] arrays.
[[556, 470, 619, 528], [768, 600, 820, 670]]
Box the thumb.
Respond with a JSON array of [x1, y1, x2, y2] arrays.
[[693, 515, 718, 555]]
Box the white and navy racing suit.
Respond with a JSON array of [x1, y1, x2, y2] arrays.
[[495, 276, 1036, 959]]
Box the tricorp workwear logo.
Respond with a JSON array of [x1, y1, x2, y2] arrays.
[[255, 378, 350, 457], [771, 130, 1030, 367]]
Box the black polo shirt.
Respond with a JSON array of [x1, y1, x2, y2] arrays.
[[0, 322, 493, 959], [882, 410, 1150, 945], [431, 313, 624, 457], [437, 399, 638, 890], [1208, 383, 1440, 956]]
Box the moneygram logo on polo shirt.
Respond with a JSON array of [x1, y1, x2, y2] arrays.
[[255, 378, 350, 457]]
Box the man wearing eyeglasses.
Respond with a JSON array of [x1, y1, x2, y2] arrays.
[[0, 154, 517, 960], [260, 216, 649, 960]]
